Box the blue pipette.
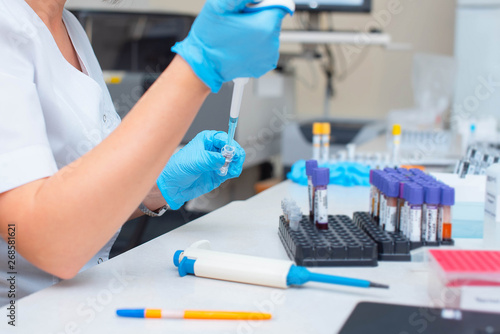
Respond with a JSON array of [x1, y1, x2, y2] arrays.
[[173, 240, 389, 290], [227, 78, 248, 147], [225, 0, 296, 147]]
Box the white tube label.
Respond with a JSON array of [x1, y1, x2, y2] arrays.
[[308, 178, 313, 214], [314, 188, 328, 224], [423, 204, 438, 242], [437, 206, 443, 241], [379, 196, 387, 228], [408, 206, 422, 242], [385, 204, 397, 232], [373, 191, 379, 218], [400, 201, 409, 237], [313, 136, 321, 161], [321, 135, 330, 162]]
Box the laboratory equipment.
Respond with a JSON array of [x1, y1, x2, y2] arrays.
[[313, 168, 329, 230], [116, 309, 271, 320], [282, 119, 384, 175], [382, 178, 399, 233], [305, 160, 318, 221], [226, 78, 249, 148], [281, 198, 302, 231], [339, 302, 500, 334], [391, 124, 401, 166], [312, 123, 322, 161], [294, 0, 371, 12], [321, 123, 331, 163], [422, 185, 440, 243], [439, 186, 454, 242], [217, 145, 236, 177], [174, 240, 388, 289], [279, 214, 379, 267], [428, 250, 500, 313]]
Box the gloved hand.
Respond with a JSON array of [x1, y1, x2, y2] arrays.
[[172, 0, 287, 93], [157, 130, 245, 210]]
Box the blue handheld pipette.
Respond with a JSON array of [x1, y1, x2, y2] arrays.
[[173, 241, 389, 290], [226, 0, 295, 147]]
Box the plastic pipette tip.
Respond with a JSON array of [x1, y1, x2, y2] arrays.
[[369, 282, 390, 289]]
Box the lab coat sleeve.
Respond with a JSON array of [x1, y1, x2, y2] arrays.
[[0, 19, 58, 193]]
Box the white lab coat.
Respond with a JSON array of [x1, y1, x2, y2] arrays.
[[0, 0, 122, 306]]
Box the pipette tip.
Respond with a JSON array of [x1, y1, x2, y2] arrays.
[[369, 282, 390, 289]]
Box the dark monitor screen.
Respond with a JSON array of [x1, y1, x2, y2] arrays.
[[295, 0, 371, 12]]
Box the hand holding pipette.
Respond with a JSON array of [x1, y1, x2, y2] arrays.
[[218, 0, 295, 176]]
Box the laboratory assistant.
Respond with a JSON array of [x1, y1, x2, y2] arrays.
[[0, 0, 287, 306]]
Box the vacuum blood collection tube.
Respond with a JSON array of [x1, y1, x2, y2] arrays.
[[306, 160, 318, 221], [398, 182, 406, 234], [378, 176, 387, 228], [321, 123, 331, 163], [439, 186, 455, 242], [383, 178, 399, 232], [312, 123, 322, 161], [369, 170, 375, 216], [422, 185, 440, 242], [391, 124, 402, 166], [313, 168, 330, 230], [407, 183, 424, 242], [372, 170, 381, 223]]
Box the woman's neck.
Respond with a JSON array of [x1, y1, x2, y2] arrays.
[[25, 0, 66, 29]]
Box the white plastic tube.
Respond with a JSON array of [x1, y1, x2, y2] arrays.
[[230, 78, 249, 119], [178, 241, 293, 289]]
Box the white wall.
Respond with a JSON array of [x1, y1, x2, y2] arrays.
[[66, 0, 456, 120]]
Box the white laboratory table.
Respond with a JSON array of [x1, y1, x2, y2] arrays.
[[1, 181, 486, 334]]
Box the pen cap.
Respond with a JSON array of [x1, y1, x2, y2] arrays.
[[424, 185, 441, 205], [306, 160, 318, 176], [312, 168, 330, 186], [322, 123, 331, 135], [407, 184, 424, 205], [441, 186, 455, 206], [313, 123, 323, 135]]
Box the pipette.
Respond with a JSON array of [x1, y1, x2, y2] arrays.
[[219, 0, 296, 176], [174, 240, 389, 290], [227, 78, 249, 148]]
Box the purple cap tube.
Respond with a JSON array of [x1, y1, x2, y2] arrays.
[[312, 168, 330, 186]]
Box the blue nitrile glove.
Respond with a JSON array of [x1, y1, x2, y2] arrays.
[[157, 130, 245, 210], [172, 0, 287, 93]]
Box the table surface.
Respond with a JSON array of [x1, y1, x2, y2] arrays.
[[1, 181, 488, 334]]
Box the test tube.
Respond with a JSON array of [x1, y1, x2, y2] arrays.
[[439, 186, 455, 242], [378, 176, 387, 228], [321, 123, 331, 163], [398, 182, 406, 234], [372, 170, 382, 223], [306, 160, 318, 222], [312, 123, 322, 161], [406, 183, 424, 242], [313, 168, 330, 230], [289, 206, 302, 231], [422, 185, 441, 243], [383, 178, 400, 232], [369, 170, 375, 216], [217, 145, 236, 177], [391, 124, 402, 166]]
